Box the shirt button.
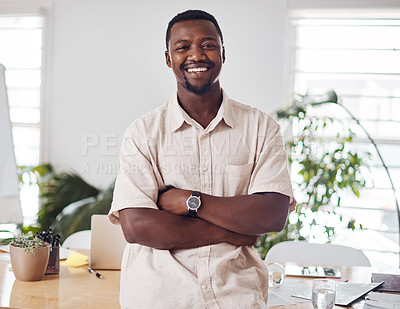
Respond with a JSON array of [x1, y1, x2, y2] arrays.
[[202, 165, 208, 172], [202, 285, 207, 290]]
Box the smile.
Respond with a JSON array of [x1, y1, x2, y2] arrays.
[[187, 67, 208, 73]]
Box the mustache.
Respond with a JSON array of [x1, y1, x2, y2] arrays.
[[180, 61, 214, 71]]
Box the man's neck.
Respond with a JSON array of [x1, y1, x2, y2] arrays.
[[177, 84, 223, 129]]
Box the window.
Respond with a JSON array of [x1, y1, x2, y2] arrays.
[[289, 9, 400, 267], [0, 7, 48, 226]]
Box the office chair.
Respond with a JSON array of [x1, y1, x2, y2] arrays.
[[265, 241, 371, 267], [62, 230, 91, 250]]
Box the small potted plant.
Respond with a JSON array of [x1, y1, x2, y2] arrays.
[[2, 231, 50, 281]]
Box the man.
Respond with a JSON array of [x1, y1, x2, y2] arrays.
[[109, 9, 295, 309]]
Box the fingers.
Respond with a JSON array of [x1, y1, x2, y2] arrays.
[[158, 185, 176, 195]]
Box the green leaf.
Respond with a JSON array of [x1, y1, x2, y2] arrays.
[[0, 238, 12, 246], [38, 171, 100, 230], [351, 185, 360, 197], [51, 184, 114, 243]]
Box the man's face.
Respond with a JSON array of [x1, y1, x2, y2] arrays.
[[165, 19, 225, 95]]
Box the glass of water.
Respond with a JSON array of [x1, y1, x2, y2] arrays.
[[312, 279, 336, 309], [266, 263, 285, 288]]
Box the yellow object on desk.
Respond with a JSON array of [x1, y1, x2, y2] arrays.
[[61, 251, 88, 267]]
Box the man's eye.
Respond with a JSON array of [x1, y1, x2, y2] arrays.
[[176, 46, 189, 51], [203, 44, 216, 49]]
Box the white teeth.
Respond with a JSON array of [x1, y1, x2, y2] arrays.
[[187, 67, 208, 73]]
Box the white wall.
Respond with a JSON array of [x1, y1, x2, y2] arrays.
[[48, 0, 290, 188]]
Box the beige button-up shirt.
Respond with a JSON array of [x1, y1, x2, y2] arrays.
[[109, 90, 295, 309]]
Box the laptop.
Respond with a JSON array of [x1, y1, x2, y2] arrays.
[[90, 214, 127, 270]]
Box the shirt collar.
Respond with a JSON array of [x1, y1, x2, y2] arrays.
[[219, 89, 234, 129], [169, 88, 234, 133]]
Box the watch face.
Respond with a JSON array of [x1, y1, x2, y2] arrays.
[[187, 196, 200, 210]]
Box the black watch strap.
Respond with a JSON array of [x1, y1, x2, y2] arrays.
[[188, 209, 198, 217], [192, 191, 201, 197]]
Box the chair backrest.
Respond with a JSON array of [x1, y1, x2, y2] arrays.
[[62, 230, 91, 250], [265, 241, 371, 267]]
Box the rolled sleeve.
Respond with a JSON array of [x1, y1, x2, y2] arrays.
[[108, 128, 161, 225], [248, 118, 296, 209]]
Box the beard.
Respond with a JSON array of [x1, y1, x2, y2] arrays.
[[183, 75, 213, 95]]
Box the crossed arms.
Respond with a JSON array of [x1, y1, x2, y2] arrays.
[[119, 189, 290, 250]]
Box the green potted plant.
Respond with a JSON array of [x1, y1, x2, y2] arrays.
[[18, 164, 113, 241], [255, 90, 368, 258], [2, 231, 50, 281], [18, 164, 100, 231]]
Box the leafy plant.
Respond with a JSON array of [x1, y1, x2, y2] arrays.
[[255, 91, 368, 258], [18, 164, 53, 184], [51, 184, 114, 243], [38, 171, 100, 230], [18, 164, 100, 230], [3, 232, 48, 255], [18, 163, 114, 241], [0, 230, 13, 246]]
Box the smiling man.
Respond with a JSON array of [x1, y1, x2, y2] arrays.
[[109, 10, 295, 309]]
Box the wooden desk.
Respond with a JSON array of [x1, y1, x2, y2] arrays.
[[0, 252, 399, 309], [0, 253, 120, 309]]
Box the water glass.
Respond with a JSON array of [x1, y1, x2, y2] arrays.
[[266, 262, 285, 288], [312, 279, 336, 309]]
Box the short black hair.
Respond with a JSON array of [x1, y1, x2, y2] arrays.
[[166, 9, 224, 50]]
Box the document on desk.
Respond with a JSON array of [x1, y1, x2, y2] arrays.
[[292, 281, 384, 306], [364, 292, 400, 309], [60, 247, 72, 260], [267, 278, 311, 306]]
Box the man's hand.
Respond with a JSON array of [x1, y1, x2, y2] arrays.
[[157, 188, 191, 215]]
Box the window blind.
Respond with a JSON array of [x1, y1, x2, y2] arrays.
[[0, 14, 44, 225], [290, 15, 400, 267]]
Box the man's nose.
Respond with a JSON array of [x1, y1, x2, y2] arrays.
[[187, 46, 206, 61]]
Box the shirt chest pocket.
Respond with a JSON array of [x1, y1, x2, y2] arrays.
[[224, 162, 254, 196]]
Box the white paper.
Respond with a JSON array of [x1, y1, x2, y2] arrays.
[[267, 278, 311, 306], [60, 247, 73, 260], [364, 292, 400, 309]]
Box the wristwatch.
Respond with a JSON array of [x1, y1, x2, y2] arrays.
[[186, 191, 201, 217]]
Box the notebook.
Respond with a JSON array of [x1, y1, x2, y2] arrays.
[[371, 273, 400, 292], [90, 214, 127, 270]]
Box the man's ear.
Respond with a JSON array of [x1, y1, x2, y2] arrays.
[[222, 47, 226, 64], [165, 50, 172, 68]]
